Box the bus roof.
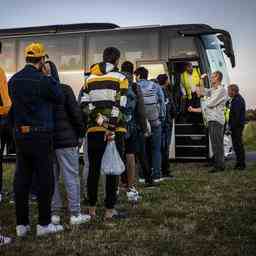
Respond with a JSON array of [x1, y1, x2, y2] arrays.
[[0, 23, 119, 37], [0, 23, 214, 37]]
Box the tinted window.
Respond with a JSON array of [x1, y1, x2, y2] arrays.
[[18, 35, 84, 96], [169, 37, 198, 58], [201, 34, 230, 86], [0, 39, 16, 76], [87, 31, 159, 68]]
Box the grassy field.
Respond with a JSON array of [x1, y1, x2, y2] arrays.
[[1, 160, 256, 256], [244, 121, 256, 151]]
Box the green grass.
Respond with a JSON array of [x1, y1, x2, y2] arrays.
[[244, 121, 256, 151], [1, 161, 256, 256]]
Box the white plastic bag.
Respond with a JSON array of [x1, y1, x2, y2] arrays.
[[101, 141, 125, 175]]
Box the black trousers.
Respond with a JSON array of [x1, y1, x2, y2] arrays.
[[87, 132, 124, 209], [14, 133, 54, 226], [137, 131, 152, 183], [231, 127, 246, 167], [0, 120, 12, 193]]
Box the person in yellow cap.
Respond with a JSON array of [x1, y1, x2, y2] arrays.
[[8, 42, 64, 237]]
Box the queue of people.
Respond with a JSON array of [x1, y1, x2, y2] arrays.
[[0, 43, 247, 245]]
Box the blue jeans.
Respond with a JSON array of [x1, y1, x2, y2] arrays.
[[146, 126, 162, 179]]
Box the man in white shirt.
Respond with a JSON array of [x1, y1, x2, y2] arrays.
[[189, 71, 227, 172]]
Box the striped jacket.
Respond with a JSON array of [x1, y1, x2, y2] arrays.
[[80, 62, 129, 133]]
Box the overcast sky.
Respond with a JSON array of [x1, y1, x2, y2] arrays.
[[1, 0, 256, 108]]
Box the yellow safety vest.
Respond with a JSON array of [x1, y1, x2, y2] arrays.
[[224, 106, 230, 124], [181, 68, 201, 100]]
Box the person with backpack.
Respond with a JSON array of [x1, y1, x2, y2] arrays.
[[134, 67, 166, 182], [43, 61, 91, 226], [120, 61, 148, 201], [156, 74, 176, 179]]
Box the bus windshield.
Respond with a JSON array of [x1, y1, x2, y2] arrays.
[[201, 34, 230, 86]]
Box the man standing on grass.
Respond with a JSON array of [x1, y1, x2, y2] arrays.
[[0, 41, 12, 246], [8, 43, 64, 237], [81, 47, 128, 220], [228, 84, 246, 170], [189, 71, 227, 172]]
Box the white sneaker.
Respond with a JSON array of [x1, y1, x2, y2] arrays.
[[154, 178, 164, 183], [138, 178, 145, 184], [70, 214, 91, 225], [51, 215, 61, 225], [0, 235, 12, 246], [16, 225, 31, 237], [36, 223, 64, 237], [127, 187, 140, 202]]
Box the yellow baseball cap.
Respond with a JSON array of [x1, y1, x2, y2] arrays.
[[25, 42, 46, 58]]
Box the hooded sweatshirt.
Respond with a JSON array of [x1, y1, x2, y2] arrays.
[[0, 67, 11, 116], [81, 62, 128, 133]]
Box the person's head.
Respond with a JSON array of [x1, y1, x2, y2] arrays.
[[134, 67, 148, 81], [157, 74, 169, 87], [211, 71, 223, 88], [25, 42, 47, 70], [185, 62, 193, 74], [121, 61, 134, 75], [228, 84, 239, 98], [103, 47, 121, 67]]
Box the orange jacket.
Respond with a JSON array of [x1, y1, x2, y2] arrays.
[[0, 67, 12, 116]]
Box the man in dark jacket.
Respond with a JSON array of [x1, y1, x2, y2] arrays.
[[157, 74, 176, 179], [228, 84, 246, 170], [8, 43, 64, 237], [45, 61, 91, 225]]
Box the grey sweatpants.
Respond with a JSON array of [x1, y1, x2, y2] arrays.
[[208, 121, 225, 169], [52, 147, 81, 216]]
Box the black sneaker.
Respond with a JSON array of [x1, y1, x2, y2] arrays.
[[209, 167, 225, 173], [144, 181, 158, 188]]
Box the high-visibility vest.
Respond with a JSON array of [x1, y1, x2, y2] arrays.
[[0, 67, 12, 116], [224, 104, 231, 124], [181, 68, 201, 100]]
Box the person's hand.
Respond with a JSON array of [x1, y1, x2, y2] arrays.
[[201, 73, 208, 80], [104, 131, 115, 142], [41, 63, 51, 76], [78, 138, 83, 149], [144, 131, 151, 138], [188, 106, 193, 112]]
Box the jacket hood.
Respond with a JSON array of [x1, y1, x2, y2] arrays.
[[138, 79, 155, 89], [45, 61, 60, 83], [90, 62, 116, 76]]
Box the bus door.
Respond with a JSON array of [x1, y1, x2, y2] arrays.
[[168, 57, 209, 160]]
